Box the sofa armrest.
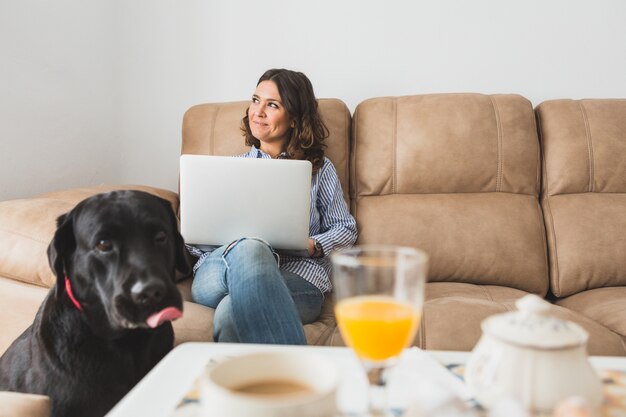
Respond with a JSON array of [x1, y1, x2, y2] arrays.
[[0, 392, 50, 417], [0, 184, 179, 289]]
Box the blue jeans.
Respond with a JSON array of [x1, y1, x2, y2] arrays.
[[191, 238, 324, 344]]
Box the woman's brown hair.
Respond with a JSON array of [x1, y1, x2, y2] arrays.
[[241, 69, 329, 172]]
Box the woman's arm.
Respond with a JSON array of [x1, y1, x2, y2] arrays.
[[310, 159, 358, 257]]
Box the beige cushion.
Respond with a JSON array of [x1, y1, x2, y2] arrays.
[[555, 287, 626, 339], [182, 98, 352, 203], [537, 99, 626, 297], [172, 300, 214, 345], [355, 193, 547, 294], [543, 194, 626, 296], [352, 94, 540, 195], [421, 282, 625, 356], [304, 296, 336, 345], [0, 185, 179, 288], [546, 303, 626, 356], [0, 392, 50, 417], [538, 99, 626, 195], [352, 94, 548, 294], [421, 283, 529, 352]]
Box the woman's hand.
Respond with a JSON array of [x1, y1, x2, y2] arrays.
[[308, 239, 324, 257], [307, 239, 316, 257]]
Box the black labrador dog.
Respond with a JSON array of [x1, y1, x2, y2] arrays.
[[0, 190, 190, 417]]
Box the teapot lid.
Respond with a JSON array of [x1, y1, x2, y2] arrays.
[[482, 294, 589, 349]]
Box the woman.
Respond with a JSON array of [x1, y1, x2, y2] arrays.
[[188, 69, 357, 344]]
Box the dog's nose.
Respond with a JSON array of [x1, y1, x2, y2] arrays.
[[130, 279, 166, 306]]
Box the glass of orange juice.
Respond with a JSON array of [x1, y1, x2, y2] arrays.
[[331, 245, 428, 416]]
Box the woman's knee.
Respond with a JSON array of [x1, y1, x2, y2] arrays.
[[222, 239, 281, 284], [225, 238, 275, 261]]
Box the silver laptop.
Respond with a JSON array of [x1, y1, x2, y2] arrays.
[[179, 154, 312, 254]]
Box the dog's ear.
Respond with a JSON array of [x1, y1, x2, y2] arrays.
[[174, 229, 192, 276], [47, 211, 76, 297], [159, 197, 191, 276]]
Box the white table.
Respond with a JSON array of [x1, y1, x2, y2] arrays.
[[106, 342, 626, 417]]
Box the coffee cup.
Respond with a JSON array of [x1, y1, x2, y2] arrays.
[[200, 351, 338, 417]]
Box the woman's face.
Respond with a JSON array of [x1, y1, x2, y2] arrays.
[[248, 80, 292, 153]]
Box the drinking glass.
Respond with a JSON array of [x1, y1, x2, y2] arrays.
[[331, 245, 428, 416]]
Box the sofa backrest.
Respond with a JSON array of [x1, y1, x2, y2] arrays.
[[537, 99, 626, 297], [351, 93, 548, 294], [181, 99, 352, 203]]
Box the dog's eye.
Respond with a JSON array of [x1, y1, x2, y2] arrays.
[[154, 231, 168, 244], [96, 240, 113, 252]]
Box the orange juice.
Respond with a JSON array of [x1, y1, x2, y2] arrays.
[[335, 296, 420, 361]]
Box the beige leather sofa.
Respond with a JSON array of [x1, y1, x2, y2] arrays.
[[348, 95, 626, 356], [0, 93, 624, 414]]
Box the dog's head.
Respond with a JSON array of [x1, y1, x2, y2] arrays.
[[47, 190, 189, 338]]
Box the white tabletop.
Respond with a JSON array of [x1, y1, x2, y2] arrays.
[[105, 342, 626, 417]]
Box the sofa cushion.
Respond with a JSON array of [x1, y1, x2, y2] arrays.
[[421, 282, 625, 356], [0, 392, 50, 417], [546, 303, 626, 356], [538, 99, 626, 195], [0, 185, 179, 288], [537, 99, 626, 297], [171, 300, 214, 345], [303, 295, 337, 345], [356, 193, 547, 294], [353, 94, 540, 195], [555, 287, 626, 339], [351, 94, 548, 294], [543, 194, 626, 296], [420, 283, 529, 352]]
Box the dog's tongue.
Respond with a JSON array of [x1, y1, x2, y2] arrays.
[[146, 307, 183, 328]]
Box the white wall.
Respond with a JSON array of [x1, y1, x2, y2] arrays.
[[0, 0, 118, 200], [2, 0, 626, 201]]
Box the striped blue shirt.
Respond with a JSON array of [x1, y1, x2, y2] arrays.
[[187, 146, 358, 293]]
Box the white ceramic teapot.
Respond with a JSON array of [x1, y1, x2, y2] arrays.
[[465, 294, 603, 414]]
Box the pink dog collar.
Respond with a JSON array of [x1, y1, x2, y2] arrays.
[[65, 276, 83, 312]]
